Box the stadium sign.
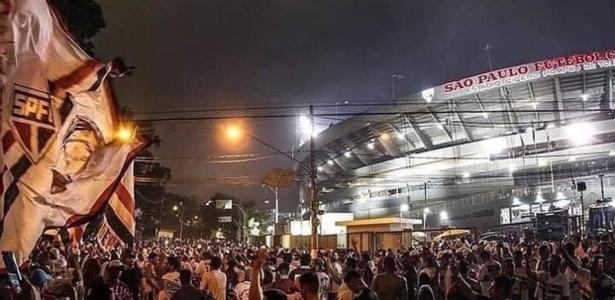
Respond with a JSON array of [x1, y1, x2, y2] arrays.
[[218, 216, 233, 223], [423, 49, 615, 101]]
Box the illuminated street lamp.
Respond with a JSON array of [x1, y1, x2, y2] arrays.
[[116, 126, 134, 142], [399, 204, 409, 231], [173, 205, 178, 211], [439, 211, 448, 221], [225, 125, 242, 140], [423, 207, 430, 231]]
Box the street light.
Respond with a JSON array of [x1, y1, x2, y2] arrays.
[[221, 106, 319, 257], [399, 204, 409, 231], [423, 207, 430, 231], [116, 126, 134, 142], [173, 205, 178, 211], [225, 125, 242, 141]]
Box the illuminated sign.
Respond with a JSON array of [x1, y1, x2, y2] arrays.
[[215, 199, 233, 209], [426, 49, 615, 101], [218, 216, 232, 223]]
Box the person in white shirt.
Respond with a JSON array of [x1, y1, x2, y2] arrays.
[[158, 256, 182, 300], [234, 268, 251, 300], [478, 250, 502, 296], [512, 250, 530, 300], [526, 249, 569, 300], [201, 256, 227, 300]]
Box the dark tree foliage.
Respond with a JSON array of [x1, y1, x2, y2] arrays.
[[49, 0, 105, 55]]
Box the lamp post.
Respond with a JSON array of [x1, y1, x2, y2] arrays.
[[264, 185, 279, 231], [400, 204, 409, 231], [423, 207, 430, 243], [233, 203, 248, 243], [224, 106, 319, 258], [391, 74, 404, 101], [423, 207, 430, 231], [173, 202, 184, 240]]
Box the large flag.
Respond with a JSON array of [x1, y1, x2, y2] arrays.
[[0, 0, 147, 266]]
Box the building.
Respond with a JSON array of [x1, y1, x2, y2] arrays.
[[296, 49, 615, 232]]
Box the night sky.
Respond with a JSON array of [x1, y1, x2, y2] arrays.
[[93, 0, 615, 210]]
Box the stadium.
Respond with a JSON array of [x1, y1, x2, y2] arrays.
[[295, 49, 615, 239]]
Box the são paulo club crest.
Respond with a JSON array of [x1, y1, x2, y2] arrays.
[[9, 84, 58, 163], [421, 88, 435, 103]]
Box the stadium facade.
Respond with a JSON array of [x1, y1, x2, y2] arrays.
[[296, 49, 615, 231]]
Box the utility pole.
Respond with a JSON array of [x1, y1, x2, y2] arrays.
[[309, 105, 319, 258], [178, 201, 184, 240]]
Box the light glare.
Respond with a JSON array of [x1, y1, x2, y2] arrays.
[[512, 197, 522, 206], [226, 126, 242, 140], [116, 127, 133, 142], [566, 123, 594, 145], [400, 204, 409, 212]]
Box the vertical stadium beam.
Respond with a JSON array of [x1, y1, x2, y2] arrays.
[[473, 94, 495, 130], [608, 67, 613, 110], [324, 146, 349, 174], [374, 124, 403, 157], [343, 138, 369, 166], [451, 101, 474, 141], [425, 106, 453, 141], [385, 120, 415, 153], [554, 77, 566, 124], [499, 87, 521, 133], [527, 82, 539, 120], [402, 113, 434, 150]]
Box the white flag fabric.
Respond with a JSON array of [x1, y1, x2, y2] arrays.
[[0, 0, 147, 266]]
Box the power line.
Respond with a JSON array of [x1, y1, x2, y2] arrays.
[[132, 108, 611, 122]]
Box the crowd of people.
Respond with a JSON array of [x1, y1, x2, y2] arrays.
[[3, 231, 615, 300]]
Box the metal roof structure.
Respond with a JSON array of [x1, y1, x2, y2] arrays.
[[297, 49, 615, 206]]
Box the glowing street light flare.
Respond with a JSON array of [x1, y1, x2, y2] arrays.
[[566, 122, 594, 146], [439, 211, 448, 221], [423, 207, 431, 214], [116, 127, 133, 142], [512, 197, 522, 206], [367, 142, 375, 150], [531, 102, 538, 109], [609, 150, 615, 156], [400, 204, 409, 212], [225, 125, 242, 140], [317, 166, 323, 172], [581, 94, 589, 101], [173, 205, 178, 211], [380, 133, 390, 140], [344, 151, 352, 158], [327, 160, 334, 165], [535, 193, 545, 203]]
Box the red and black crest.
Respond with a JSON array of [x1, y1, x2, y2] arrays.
[[10, 84, 58, 163]]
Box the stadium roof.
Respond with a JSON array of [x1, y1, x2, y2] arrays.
[[297, 49, 615, 197]]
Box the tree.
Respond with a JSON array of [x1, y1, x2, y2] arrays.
[[49, 0, 105, 55]]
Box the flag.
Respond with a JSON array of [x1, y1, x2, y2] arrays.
[[0, 0, 147, 266], [96, 165, 137, 248]]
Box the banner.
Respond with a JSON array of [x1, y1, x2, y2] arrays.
[[0, 0, 147, 265]]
